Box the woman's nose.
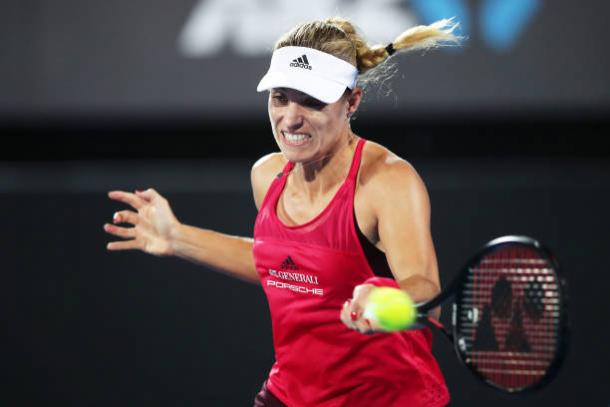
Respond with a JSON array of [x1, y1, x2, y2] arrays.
[[283, 102, 304, 128]]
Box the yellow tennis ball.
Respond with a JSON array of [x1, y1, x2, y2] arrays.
[[364, 287, 417, 331]]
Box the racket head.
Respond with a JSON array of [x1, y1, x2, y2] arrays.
[[451, 235, 569, 393]]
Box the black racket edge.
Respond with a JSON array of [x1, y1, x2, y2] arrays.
[[413, 235, 571, 394]]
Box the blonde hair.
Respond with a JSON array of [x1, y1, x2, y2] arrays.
[[274, 17, 461, 87]]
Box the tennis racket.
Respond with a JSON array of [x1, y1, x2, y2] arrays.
[[415, 235, 569, 393]]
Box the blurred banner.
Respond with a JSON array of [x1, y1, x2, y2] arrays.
[[1, 0, 609, 119]]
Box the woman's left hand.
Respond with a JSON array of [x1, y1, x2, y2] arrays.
[[340, 284, 382, 334]]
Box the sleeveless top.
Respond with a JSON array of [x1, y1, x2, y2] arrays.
[[253, 138, 449, 407]]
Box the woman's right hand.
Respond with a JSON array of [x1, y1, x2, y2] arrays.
[[104, 188, 180, 256]]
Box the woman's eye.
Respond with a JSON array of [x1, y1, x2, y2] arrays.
[[304, 99, 326, 109]]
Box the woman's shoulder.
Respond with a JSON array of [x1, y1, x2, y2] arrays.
[[359, 139, 430, 215], [252, 152, 287, 175], [360, 139, 422, 189], [251, 152, 287, 210]]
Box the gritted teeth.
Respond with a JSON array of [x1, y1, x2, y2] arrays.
[[282, 131, 311, 142]]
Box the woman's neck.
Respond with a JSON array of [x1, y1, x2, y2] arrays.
[[288, 133, 357, 202]]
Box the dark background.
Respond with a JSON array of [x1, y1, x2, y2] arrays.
[[2, 0, 610, 118], [2, 0, 610, 405]]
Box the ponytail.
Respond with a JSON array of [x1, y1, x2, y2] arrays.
[[326, 17, 461, 74]]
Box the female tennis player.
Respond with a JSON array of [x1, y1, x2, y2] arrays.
[[105, 16, 459, 407]]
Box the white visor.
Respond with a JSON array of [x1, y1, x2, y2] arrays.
[[256, 46, 358, 104]]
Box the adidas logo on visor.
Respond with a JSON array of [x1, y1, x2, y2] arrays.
[[289, 54, 312, 70]]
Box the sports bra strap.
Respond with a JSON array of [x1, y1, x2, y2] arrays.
[[347, 137, 366, 182], [279, 160, 294, 178]]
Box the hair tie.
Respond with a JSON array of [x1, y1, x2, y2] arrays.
[[385, 43, 396, 56]]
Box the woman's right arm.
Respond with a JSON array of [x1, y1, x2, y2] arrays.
[[104, 153, 283, 284], [105, 188, 259, 284], [169, 223, 258, 284]]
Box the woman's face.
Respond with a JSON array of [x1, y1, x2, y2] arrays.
[[268, 87, 361, 163]]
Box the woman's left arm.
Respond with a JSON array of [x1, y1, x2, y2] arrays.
[[374, 159, 441, 311], [341, 158, 441, 332]]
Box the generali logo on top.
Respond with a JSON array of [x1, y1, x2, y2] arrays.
[[178, 0, 542, 57]]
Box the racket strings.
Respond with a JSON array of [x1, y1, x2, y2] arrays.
[[457, 245, 562, 391]]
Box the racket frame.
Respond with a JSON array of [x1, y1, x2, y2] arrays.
[[414, 235, 570, 393]]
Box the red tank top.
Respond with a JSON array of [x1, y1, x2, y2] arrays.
[[253, 138, 449, 407]]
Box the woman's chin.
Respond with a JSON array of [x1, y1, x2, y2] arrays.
[[281, 150, 311, 163], [279, 142, 316, 162]]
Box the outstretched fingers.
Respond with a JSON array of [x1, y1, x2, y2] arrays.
[[106, 189, 160, 253], [106, 239, 141, 251], [112, 210, 139, 226], [108, 190, 146, 210], [104, 223, 136, 239], [135, 188, 159, 202]]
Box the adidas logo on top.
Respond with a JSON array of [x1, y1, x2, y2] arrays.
[[289, 54, 312, 70], [280, 256, 299, 270]]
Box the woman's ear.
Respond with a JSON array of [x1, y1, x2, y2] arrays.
[[347, 87, 363, 117]]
